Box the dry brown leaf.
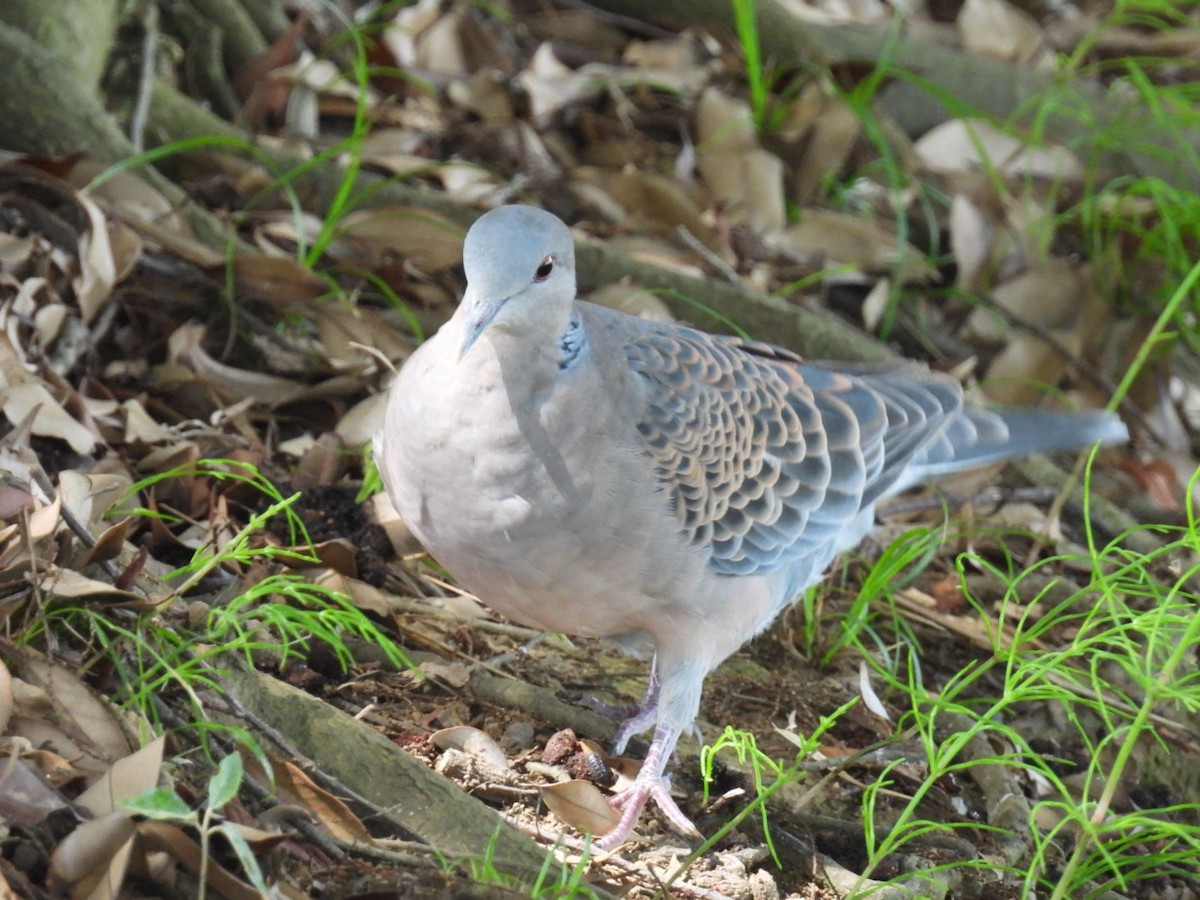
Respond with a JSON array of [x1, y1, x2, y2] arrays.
[[431, 725, 509, 778], [273, 53, 376, 102], [1118, 457, 1182, 512], [0, 483, 35, 522], [26, 493, 62, 543], [245, 752, 371, 844], [291, 432, 347, 487], [253, 212, 329, 257], [0, 657, 10, 735], [312, 568, 413, 618], [71, 517, 133, 572], [783, 209, 934, 281], [792, 94, 859, 201], [601, 753, 641, 793], [336, 391, 389, 449], [310, 303, 414, 375], [359, 129, 430, 172], [81, 175, 220, 269], [447, 70, 514, 120], [75, 734, 168, 820], [25, 746, 88, 788], [57, 470, 130, 536], [540, 780, 622, 837], [10, 648, 136, 770], [964, 257, 1086, 351], [949, 192, 996, 292], [10, 677, 50, 717], [107, 218, 143, 284], [915, 119, 1083, 182], [33, 303, 69, 349], [695, 87, 785, 234], [120, 398, 174, 444], [38, 566, 149, 608], [0, 382, 97, 454], [333, 206, 464, 274], [434, 162, 505, 205], [581, 167, 733, 263], [380, 0, 443, 67], [0, 757, 70, 826], [227, 256, 328, 306], [859, 277, 892, 333], [46, 810, 136, 898], [521, 40, 709, 126], [8, 275, 50, 321], [416, 9, 473, 76], [992, 258, 1084, 328], [168, 323, 306, 406], [623, 31, 705, 68], [7, 714, 101, 782], [420, 660, 473, 689], [982, 332, 1074, 407], [294, 539, 357, 576], [136, 821, 263, 900], [0, 233, 34, 266], [959, 0, 1047, 64], [519, 42, 603, 125]]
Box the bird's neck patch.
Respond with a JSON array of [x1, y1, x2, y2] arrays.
[[558, 312, 586, 370]]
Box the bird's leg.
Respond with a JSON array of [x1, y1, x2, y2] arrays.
[[582, 656, 662, 754], [596, 720, 700, 850], [612, 660, 660, 755]]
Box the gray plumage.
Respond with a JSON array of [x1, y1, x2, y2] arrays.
[[375, 205, 1127, 848]]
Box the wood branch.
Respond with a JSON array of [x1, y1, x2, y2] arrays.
[[0, 0, 119, 90], [0, 20, 133, 163], [183, 0, 268, 81], [221, 665, 600, 886]]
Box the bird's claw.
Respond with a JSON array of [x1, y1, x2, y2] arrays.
[[596, 774, 700, 850]]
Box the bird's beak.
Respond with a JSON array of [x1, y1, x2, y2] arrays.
[[458, 291, 505, 360]]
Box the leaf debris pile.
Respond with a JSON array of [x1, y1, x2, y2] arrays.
[[0, 0, 1198, 897]]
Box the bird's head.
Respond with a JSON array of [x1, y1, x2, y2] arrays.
[[456, 205, 577, 359]]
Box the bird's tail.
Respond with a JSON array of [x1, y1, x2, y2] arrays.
[[909, 406, 1128, 480]]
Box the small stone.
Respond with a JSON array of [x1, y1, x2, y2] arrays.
[[542, 729, 580, 766], [749, 869, 780, 900], [501, 721, 536, 753]]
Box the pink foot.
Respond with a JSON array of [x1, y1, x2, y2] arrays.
[[595, 722, 700, 850]]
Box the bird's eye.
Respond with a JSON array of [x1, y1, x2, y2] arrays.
[[534, 256, 554, 282]]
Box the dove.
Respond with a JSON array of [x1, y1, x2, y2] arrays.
[[374, 204, 1128, 849]]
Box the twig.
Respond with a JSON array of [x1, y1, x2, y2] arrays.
[[675, 225, 740, 284], [558, 0, 678, 39], [130, 3, 160, 153], [878, 484, 1060, 518]]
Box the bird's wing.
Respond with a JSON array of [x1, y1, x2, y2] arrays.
[[623, 329, 963, 576]]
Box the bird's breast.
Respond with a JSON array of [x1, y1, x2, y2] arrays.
[[375, 325, 807, 665], [378, 333, 698, 638]]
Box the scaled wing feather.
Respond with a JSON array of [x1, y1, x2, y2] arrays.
[[626, 330, 967, 576]]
